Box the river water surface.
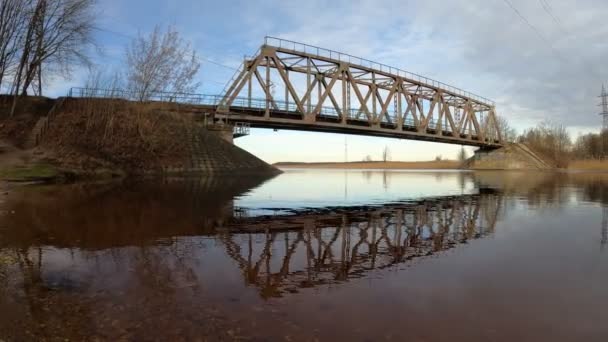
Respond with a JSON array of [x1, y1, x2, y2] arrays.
[[0, 169, 607, 341]]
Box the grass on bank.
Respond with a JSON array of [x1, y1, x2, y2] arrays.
[[0, 163, 59, 181]]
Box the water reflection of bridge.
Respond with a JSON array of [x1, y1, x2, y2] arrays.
[[219, 193, 502, 298]]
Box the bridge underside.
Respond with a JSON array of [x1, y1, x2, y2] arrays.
[[213, 106, 495, 147], [216, 37, 504, 148]]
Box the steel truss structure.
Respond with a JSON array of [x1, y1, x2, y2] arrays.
[[217, 37, 503, 147]]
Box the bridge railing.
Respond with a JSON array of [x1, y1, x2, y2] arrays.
[[264, 36, 495, 107], [68, 87, 223, 106], [233, 122, 250, 137], [67, 87, 477, 136]]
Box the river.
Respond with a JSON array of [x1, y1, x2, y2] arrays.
[[0, 169, 607, 341]]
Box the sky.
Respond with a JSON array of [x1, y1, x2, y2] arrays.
[[46, 0, 608, 163]]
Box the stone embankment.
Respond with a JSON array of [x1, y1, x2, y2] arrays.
[[465, 143, 554, 170]]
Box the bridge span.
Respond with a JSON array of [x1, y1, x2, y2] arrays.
[[69, 37, 504, 148]]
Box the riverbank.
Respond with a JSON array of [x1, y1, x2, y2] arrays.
[[568, 160, 608, 171], [274, 160, 461, 169]]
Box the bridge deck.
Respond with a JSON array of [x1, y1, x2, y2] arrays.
[[216, 108, 497, 147], [183, 102, 500, 147]]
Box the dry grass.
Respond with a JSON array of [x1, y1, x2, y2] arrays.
[[0, 163, 59, 181], [568, 160, 608, 171], [44, 98, 195, 171], [0, 96, 55, 148], [275, 160, 461, 170]]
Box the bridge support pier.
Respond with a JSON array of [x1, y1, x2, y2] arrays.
[[207, 124, 234, 144]]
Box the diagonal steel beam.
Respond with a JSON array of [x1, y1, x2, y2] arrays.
[[313, 72, 339, 115], [346, 69, 372, 122], [253, 69, 279, 111], [270, 53, 305, 114]]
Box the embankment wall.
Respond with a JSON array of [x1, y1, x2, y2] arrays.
[[465, 143, 554, 170], [2, 97, 278, 176]]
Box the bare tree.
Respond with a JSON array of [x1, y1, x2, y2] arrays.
[[518, 120, 572, 167], [9, 0, 42, 116], [83, 66, 122, 95], [496, 115, 517, 143], [20, 0, 97, 95], [573, 131, 608, 160], [0, 0, 31, 90], [10, 0, 97, 116], [363, 155, 372, 162], [125, 25, 201, 101], [382, 145, 391, 162]]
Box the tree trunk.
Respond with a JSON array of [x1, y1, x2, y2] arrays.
[[37, 64, 42, 96], [9, 1, 42, 116]]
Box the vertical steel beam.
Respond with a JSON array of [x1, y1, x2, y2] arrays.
[[306, 57, 311, 114], [371, 72, 377, 124], [444, 104, 457, 136], [317, 75, 322, 110], [247, 73, 252, 108], [397, 84, 403, 129], [285, 69, 289, 111], [265, 56, 270, 117], [341, 66, 347, 124], [436, 93, 443, 136]]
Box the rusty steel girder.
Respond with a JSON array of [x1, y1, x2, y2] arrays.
[[217, 37, 503, 147]]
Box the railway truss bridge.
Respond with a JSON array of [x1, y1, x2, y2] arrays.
[[69, 37, 504, 148]]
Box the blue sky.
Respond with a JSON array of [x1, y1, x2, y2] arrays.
[[47, 0, 608, 163]]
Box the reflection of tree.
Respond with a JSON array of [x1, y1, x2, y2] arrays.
[[220, 193, 501, 299], [474, 172, 608, 249], [382, 171, 389, 189], [3, 238, 213, 340], [7, 247, 96, 339], [474, 172, 608, 208], [602, 207, 607, 251]]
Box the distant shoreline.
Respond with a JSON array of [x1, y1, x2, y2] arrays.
[[273, 160, 461, 170]]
